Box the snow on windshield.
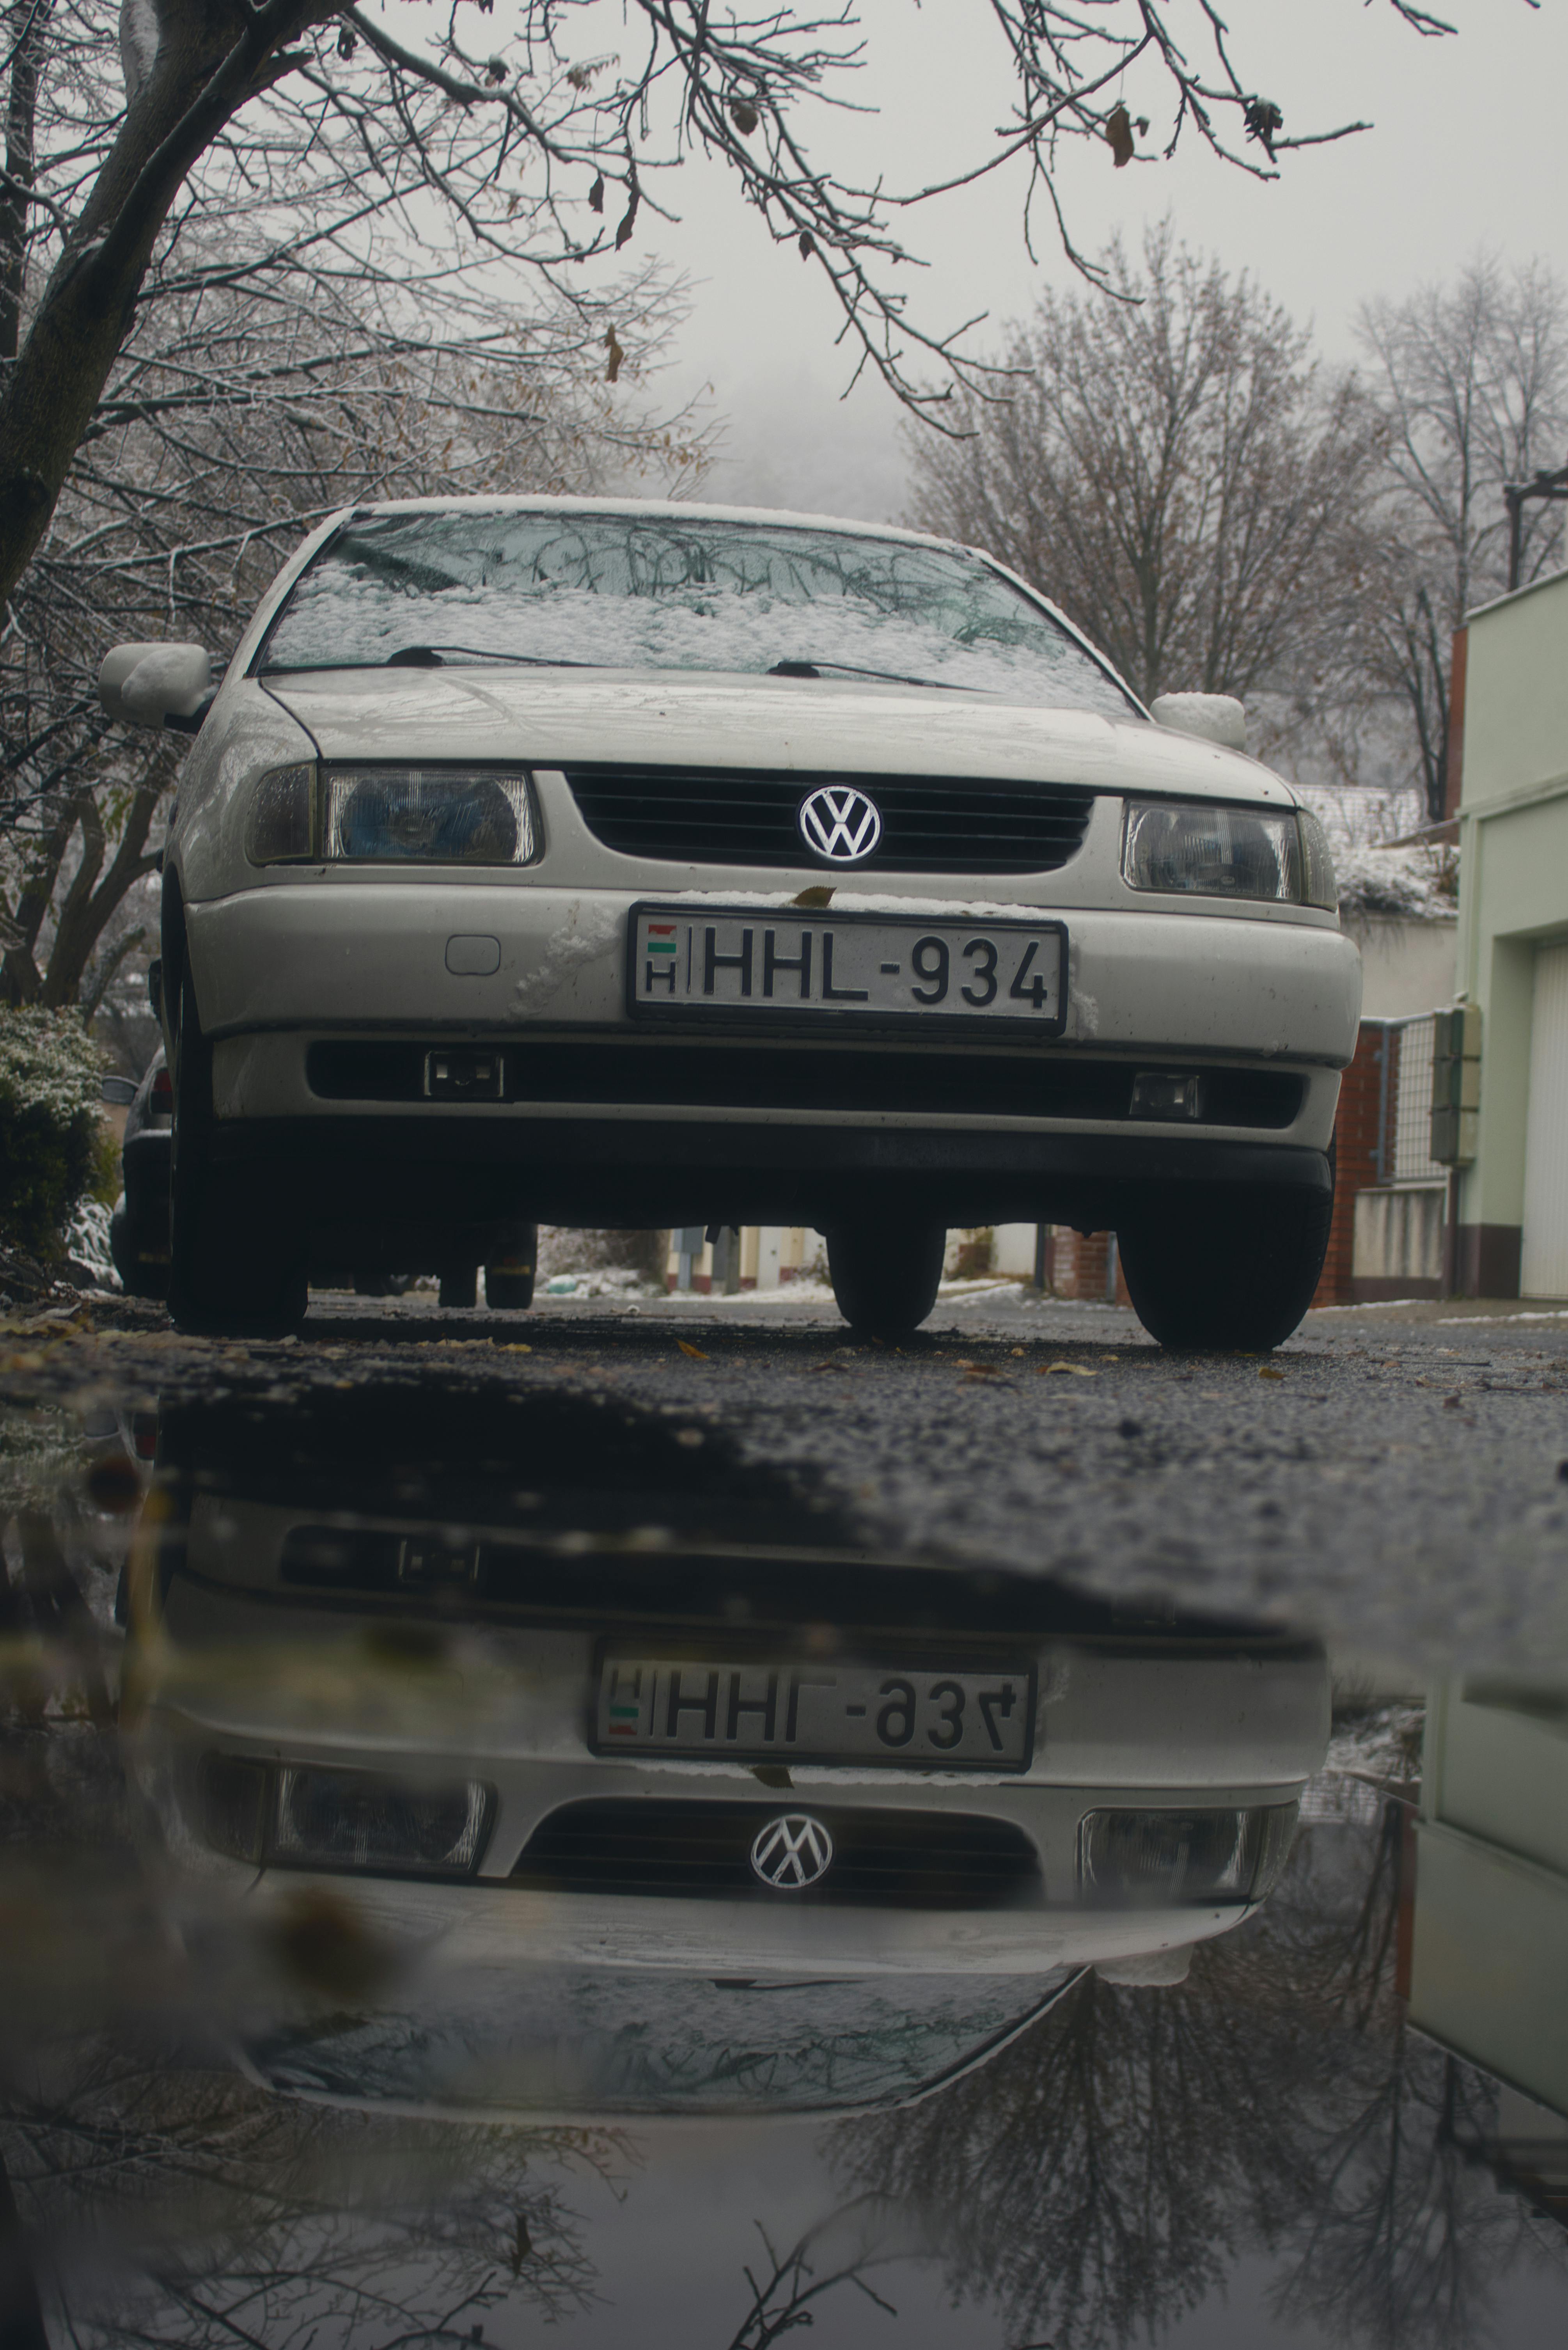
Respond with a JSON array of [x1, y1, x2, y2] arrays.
[[260, 511, 1136, 716], [249, 1968, 1058, 2114]]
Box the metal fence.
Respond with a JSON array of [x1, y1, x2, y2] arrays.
[[1369, 1012, 1447, 1185]]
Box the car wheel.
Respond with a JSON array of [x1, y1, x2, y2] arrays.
[[439, 1265, 479, 1310], [484, 1225, 538, 1312], [826, 1219, 946, 1339], [111, 1200, 171, 1302], [1116, 1175, 1334, 1352], [167, 972, 307, 1339]]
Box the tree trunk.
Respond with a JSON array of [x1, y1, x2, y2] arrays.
[[42, 777, 165, 1004], [0, 0, 330, 605], [0, 0, 50, 365]]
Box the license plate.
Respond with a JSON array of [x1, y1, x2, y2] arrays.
[[628, 904, 1066, 1035], [593, 1654, 1036, 1770]]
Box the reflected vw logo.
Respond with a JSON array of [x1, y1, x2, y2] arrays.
[[798, 784, 883, 864], [750, 1812, 835, 1890]]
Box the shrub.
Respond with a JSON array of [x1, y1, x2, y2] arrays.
[[0, 1009, 107, 1264]]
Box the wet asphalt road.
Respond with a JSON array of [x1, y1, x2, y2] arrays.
[[5, 1281, 1568, 1673]]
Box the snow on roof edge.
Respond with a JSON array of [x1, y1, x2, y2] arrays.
[[329, 492, 962, 553]]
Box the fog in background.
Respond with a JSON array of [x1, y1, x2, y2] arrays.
[[627, 0, 1568, 523]]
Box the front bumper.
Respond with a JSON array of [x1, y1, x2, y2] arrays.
[[187, 880, 1362, 1064], [184, 880, 1352, 1228]]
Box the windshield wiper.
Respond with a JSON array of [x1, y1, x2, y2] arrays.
[[383, 644, 601, 669], [260, 645, 602, 675], [765, 657, 973, 692]]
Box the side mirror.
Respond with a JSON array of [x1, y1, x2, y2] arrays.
[[101, 1075, 138, 1107], [98, 643, 214, 733], [1149, 692, 1247, 753]]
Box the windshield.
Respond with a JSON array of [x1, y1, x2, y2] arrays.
[[257, 509, 1138, 715], [246, 1968, 1064, 2116]]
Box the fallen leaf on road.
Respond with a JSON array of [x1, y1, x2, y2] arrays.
[[497, 1342, 532, 1353], [956, 1359, 1001, 1376], [1258, 1367, 1285, 1381], [676, 1340, 709, 1360], [1038, 1362, 1097, 1378]]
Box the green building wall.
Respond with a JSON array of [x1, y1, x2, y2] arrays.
[[1453, 566, 1568, 1295]]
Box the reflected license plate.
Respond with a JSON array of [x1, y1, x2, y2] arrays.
[[628, 904, 1066, 1034], [593, 1655, 1036, 1770]]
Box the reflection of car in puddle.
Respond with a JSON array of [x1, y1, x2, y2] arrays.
[[123, 1386, 1329, 2117]]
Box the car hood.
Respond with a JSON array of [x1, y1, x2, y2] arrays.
[[259, 667, 1298, 806]]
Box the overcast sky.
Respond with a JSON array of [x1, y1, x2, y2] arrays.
[[605, 0, 1568, 524]]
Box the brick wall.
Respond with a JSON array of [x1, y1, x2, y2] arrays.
[[1046, 1227, 1131, 1306], [1313, 1022, 1388, 1307]]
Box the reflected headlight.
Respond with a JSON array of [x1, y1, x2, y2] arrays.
[[1077, 1802, 1299, 1907], [1123, 800, 1313, 905], [245, 763, 540, 866], [198, 1753, 492, 1878]]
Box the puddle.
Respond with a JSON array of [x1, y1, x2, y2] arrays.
[[0, 1376, 1563, 2344]]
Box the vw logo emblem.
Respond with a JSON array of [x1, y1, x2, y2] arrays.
[[798, 784, 883, 864], [750, 1812, 835, 1891]]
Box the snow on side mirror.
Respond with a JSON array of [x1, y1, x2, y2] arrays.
[[98, 643, 214, 733], [1149, 692, 1247, 753]]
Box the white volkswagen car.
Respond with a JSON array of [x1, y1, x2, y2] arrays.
[[100, 499, 1359, 1342]]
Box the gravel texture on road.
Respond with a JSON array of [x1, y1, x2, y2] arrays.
[[4, 1283, 1567, 1673]]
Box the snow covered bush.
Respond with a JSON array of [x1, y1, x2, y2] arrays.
[[66, 1196, 120, 1291], [0, 1008, 108, 1264], [536, 1227, 670, 1289]]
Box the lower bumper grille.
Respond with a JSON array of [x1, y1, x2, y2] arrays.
[[306, 1041, 1303, 1128], [511, 1798, 1041, 1906]]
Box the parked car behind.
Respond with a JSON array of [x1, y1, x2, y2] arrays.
[[104, 1053, 171, 1299], [99, 498, 1360, 1344]]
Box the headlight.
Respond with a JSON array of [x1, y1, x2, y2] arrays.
[[245, 763, 540, 866], [325, 766, 537, 864], [197, 1753, 492, 1878], [1123, 800, 1302, 904], [1077, 1803, 1299, 1906]]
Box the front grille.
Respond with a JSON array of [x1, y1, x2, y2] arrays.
[[560, 763, 1096, 875], [511, 1798, 1040, 1906], [306, 1040, 1304, 1129]]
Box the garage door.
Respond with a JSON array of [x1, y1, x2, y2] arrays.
[[1522, 939, 1568, 1297]]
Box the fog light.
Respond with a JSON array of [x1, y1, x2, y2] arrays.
[[426, 1050, 502, 1100], [1129, 1071, 1204, 1121]]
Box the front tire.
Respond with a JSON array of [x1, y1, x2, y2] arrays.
[[827, 1219, 946, 1339], [167, 974, 306, 1339], [1117, 1177, 1333, 1352]]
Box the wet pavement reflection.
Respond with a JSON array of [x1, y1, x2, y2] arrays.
[[1, 1373, 1564, 2345]]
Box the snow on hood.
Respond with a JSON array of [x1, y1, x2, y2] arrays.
[[259, 667, 1299, 806]]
